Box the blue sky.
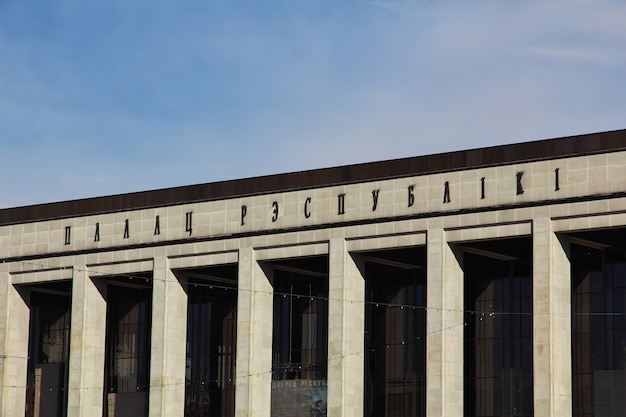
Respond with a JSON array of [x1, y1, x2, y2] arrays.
[[1, 0, 625, 208]]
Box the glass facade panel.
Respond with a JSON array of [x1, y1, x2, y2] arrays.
[[364, 255, 426, 417], [464, 253, 533, 417], [26, 285, 71, 417], [185, 276, 237, 417], [572, 244, 626, 416], [271, 263, 328, 417], [104, 282, 151, 417]]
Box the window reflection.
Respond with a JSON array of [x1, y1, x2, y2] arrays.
[[464, 253, 533, 417], [364, 257, 426, 417], [572, 244, 626, 416], [272, 269, 328, 380], [26, 285, 71, 417], [104, 281, 151, 417], [185, 275, 236, 417], [271, 261, 328, 417]]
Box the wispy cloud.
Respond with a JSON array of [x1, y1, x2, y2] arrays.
[[366, 0, 434, 14], [1, 1, 625, 208], [522, 45, 621, 64]]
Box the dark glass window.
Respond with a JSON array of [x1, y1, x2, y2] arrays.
[[26, 285, 71, 417], [271, 262, 328, 417], [185, 276, 237, 417], [104, 282, 151, 417], [364, 258, 426, 417], [572, 244, 626, 416], [464, 253, 533, 417], [272, 269, 328, 380]]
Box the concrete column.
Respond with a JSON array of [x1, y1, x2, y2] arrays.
[[235, 247, 273, 417], [426, 227, 464, 417], [0, 266, 30, 417], [149, 255, 188, 417], [327, 238, 365, 417], [67, 265, 107, 417], [533, 217, 572, 417]]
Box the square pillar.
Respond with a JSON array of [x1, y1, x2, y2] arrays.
[[327, 238, 365, 417], [426, 227, 463, 417], [149, 255, 188, 417], [533, 217, 572, 417], [0, 267, 30, 417], [67, 265, 107, 417], [235, 247, 273, 417]]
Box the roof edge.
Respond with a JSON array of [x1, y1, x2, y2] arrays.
[[2, 129, 625, 225]]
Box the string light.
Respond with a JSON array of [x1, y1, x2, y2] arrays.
[[4, 257, 624, 394], [9, 259, 625, 319]]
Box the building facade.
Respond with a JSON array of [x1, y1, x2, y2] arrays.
[[1, 129, 626, 417]]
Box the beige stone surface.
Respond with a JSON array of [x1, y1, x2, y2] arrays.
[[533, 218, 572, 417], [235, 247, 273, 417], [3, 147, 626, 416], [0, 267, 30, 417], [4, 151, 626, 260], [327, 238, 365, 417], [67, 266, 107, 417], [149, 256, 188, 417], [426, 227, 464, 417]]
